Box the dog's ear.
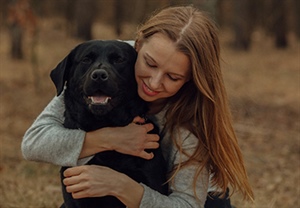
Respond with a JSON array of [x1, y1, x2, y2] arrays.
[[50, 50, 74, 96]]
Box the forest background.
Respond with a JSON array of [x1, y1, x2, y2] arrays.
[[0, 0, 299, 207]]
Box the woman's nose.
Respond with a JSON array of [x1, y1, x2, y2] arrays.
[[149, 73, 163, 89]]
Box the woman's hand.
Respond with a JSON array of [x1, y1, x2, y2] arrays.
[[80, 116, 160, 160], [63, 165, 122, 199], [63, 165, 144, 207]]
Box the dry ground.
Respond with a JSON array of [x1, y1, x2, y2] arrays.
[[0, 19, 299, 207]]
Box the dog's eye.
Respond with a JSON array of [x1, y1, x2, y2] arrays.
[[112, 57, 125, 64], [81, 57, 92, 64], [109, 53, 125, 64]]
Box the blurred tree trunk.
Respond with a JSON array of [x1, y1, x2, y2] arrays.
[[9, 22, 23, 59], [65, 0, 76, 37], [232, 0, 257, 50], [271, 0, 288, 48], [7, 0, 25, 59], [114, 0, 122, 37], [7, 0, 38, 59], [131, 0, 147, 23], [294, 0, 300, 38], [216, 0, 225, 27], [73, 0, 96, 40]]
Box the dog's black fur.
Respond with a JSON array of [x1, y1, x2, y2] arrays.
[[50, 40, 168, 208]]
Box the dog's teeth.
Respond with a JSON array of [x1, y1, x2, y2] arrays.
[[105, 97, 111, 103], [89, 96, 111, 104]]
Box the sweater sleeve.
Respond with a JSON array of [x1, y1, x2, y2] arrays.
[[139, 129, 209, 208], [21, 93, 91, 166]]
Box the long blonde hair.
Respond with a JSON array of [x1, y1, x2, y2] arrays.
[[135, 6, 254, 201]]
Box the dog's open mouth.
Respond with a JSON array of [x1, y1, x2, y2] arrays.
[[87, 94, 112, 105]]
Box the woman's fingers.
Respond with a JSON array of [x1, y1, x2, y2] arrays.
[[142, 123, 154, 132], [63, 174, 81, 186], [65, 182, 84, 193], [71, 190, 88, 199], [145, 141, 160, 149], [138, 137, 160, 160], [132, 117, 155, 133], [145, 134, 160, 149], [147, 133, 160, 142], [132, 116, 145, 124], [139, 151, 154, 160], [136, 128, 160, 160], [64, 166, 85, 177]]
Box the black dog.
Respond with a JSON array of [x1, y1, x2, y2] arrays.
[[50, 40, 168, 208]]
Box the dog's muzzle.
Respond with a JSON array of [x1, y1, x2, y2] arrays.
[[85, 69, 112, 105]]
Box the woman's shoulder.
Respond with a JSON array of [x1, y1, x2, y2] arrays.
[[46, 93, 65, 114]]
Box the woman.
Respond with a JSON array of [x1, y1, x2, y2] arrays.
[[22, 6, 254, 207]]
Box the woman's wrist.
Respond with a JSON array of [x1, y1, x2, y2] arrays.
[[113, 172, 144, 208], [79, 128, 113, 158]]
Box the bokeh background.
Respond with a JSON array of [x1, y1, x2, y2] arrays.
[[0, 0, 299, 207]]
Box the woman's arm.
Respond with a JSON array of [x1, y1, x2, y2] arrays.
[[22, 94, 89, 166], [22, 93, 160, 166], [82, 119, 159, 160]]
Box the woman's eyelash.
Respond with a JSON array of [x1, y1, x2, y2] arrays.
[[168, 75, 179, 81], [146, 61, 156, 67]]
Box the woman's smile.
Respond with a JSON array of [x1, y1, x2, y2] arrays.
[[142, 81, 159, 96]]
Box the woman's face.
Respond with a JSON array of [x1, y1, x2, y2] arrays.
[[135, 33, 191, 104]]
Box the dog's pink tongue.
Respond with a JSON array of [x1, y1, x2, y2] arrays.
[[92, 96, 106, 103], [90, 95, 111, 104]]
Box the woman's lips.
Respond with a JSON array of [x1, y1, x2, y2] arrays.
[[142, 82, 159, 96]]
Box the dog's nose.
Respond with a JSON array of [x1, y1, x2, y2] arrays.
[[91, 69, 109, 81]]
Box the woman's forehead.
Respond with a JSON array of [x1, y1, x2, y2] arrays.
[[139, 35, 190, 79]]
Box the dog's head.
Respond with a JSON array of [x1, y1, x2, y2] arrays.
[[50, 40, 138, 115]]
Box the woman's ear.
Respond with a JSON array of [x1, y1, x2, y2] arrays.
[[134, 39, 143, 52], [134, 41, 140, 52]]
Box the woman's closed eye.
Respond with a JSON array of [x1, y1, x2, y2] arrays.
[[167, 74, 181, 81], [144, 54, 157, 68], [145, 60, 183, 81], [145, 60, 157, 68]]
